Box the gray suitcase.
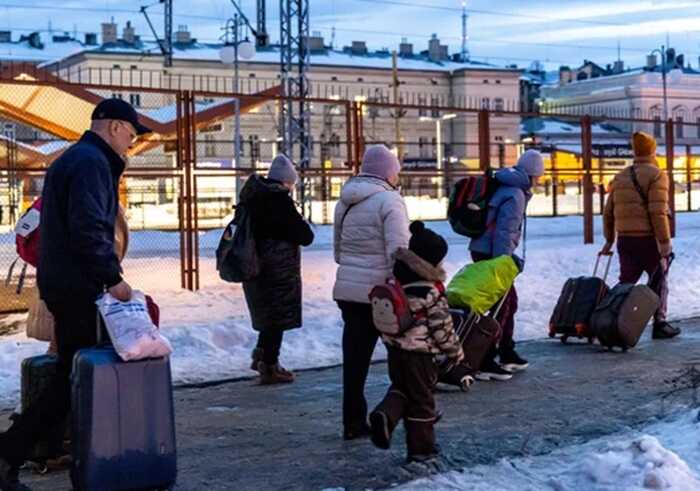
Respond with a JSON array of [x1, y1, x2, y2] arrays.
[[592, 284, 659, 351]]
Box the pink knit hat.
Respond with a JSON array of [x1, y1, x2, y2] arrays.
[[360, 145, 401, 181]]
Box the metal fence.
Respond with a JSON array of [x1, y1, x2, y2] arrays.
[[0, 68, 698, 309]]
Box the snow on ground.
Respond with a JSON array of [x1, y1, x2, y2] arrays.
[[0, 213, 699, 408], [395, 410, 700, 491]]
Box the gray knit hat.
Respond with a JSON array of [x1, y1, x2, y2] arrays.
[[516, 149, 545, 177], [268, 154, 298, 184], [360, 145, 401, 181]]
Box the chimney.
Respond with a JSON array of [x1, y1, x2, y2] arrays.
[[646, 54, 657, 69], [0, 31, 10, 43], [123, 21, 136, 44], [306, 31, 324, 51], [559, 66, 572, 84], [175, 25, 191, 44], [399, 37, 413, 57], [613, 60, 624, 74], [102, 21, 117, 44], [428, 33, 440, 61], [84, 32, 98, 45], [350, 41, 367, 55]]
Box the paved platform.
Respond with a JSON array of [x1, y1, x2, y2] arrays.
[[3, 319, 699, 490]]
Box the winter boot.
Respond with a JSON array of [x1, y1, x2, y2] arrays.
[[369, 388, 406, 449], [499, 347, 529, 372], [0, 457, 31, 491], [652, 321, 681, 340], [475, 358, 513, 381], [250, 348, 264, 371], [405, 419, 438, 463], [258, 362, 295, 385]]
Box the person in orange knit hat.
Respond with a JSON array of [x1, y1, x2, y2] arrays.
[[600, 131, 679, 339]]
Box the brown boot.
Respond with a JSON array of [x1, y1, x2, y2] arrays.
[[405, 419, 438, 462], [250, 348, 264, 371], [258, 362, 295, 385]]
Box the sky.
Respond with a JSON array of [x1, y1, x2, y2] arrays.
[[1, 0, 700, 70]]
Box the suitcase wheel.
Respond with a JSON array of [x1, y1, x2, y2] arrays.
[[560, 335, 568, 344], [587, 337, 594, 344]]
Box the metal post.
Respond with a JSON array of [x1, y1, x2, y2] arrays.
[[581, 115, 594, 244], [391, 51, 402, 161], [478, 109, 490, 171], [435, 118, 443, 199], [661, 45, 668, 122], [233, 14, 239, 94], [665, 118, 676, 237], [686, 144, 692, 211], [552, 149, 558, 217]]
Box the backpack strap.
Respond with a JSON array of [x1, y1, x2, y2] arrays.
[[4, 257, 18, 287], [15, 262, 28, 294], [629, 166, 649, 207]]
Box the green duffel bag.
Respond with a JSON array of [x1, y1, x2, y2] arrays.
[[446, 255, 519, 315]]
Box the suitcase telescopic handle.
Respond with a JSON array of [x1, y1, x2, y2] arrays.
[[491, 287, 511, 319], [593, 252, 613, 282]]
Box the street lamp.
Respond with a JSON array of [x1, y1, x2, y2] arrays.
[[219, 15, 256, 94], [649, 45, 668, 123], [419, 113, 457, 198]]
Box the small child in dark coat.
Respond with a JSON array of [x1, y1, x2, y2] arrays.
[[369, 221, 463, 462]]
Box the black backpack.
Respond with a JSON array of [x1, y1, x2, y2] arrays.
[[216, 203, 260, 283], [447, 169, 499, 238]]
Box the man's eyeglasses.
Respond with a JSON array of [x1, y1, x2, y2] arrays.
[[117, 121, 138, 143]]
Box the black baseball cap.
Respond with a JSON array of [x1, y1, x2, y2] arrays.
[[91, 98, 152, 135]]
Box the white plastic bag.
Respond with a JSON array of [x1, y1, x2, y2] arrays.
[[96, 290, 173, 361]]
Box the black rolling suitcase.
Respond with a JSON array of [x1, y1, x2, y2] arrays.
[[21, 355, 69, 472], [549, 253, 612, 344], [437, 294, 507, 391]]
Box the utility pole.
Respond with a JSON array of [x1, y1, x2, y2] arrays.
[[391, 51, 404, 161], [280, 0, 312, 219], [461, 0, 469, 62], [163, 0, 172, 67], [256, 0, 268, 47]]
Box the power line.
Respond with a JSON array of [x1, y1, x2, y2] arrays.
[[0, 2, 225, 21], [344, 0, 641, 27]]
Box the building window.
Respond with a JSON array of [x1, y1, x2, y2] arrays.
[[248, 135, 260, 162], [430, 96, 440, 118], [111, 93, 123, 100], [130, 65, 138, 70], [481, 97, 490, 110], [2, 123, 15, 140], [418, 137, 429, 159], [418, 95, 427, 117], [495, 80, 502, 84], [697, 117, 700, 139], [204, 134, 216, 157], [431, 137, 437, 158], [482, 79, 489, 84], [494, 98, 505, 113], [676, 116, 684, 139], [129, 93, 141, 107], [653, 117, 662, 138]]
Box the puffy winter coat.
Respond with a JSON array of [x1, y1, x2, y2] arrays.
[[241, 175, 314, 332], [603, 160, 670, 245], [38, 131, 124, 303], [469, 166, 532, 257], [381, 248, 463, 359], [333, 175, 410, 304]]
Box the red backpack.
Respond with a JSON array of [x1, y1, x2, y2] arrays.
[[369, 279, 445, 336], [447, 169, 499, 238], [5, 198, 42, 293]]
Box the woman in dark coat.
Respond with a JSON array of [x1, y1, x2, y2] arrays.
[[241, 154, 314, 384]]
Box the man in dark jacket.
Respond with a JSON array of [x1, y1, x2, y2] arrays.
[[0, 98, 150, 491], [469, 149, 544, 382]]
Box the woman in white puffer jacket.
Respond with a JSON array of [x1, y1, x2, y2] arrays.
[[333, 144, 410, 440]]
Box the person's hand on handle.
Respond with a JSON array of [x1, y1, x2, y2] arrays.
[[599, 241, 614, 256], [108, 280, 133, 301], [658, 241, 673, 258]]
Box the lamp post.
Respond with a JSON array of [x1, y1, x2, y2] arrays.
[[420, 113, 457, 199], [220, 15, 256, 195], [649, 45, 668, 122]]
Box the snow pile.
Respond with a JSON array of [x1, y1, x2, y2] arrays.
[[397, 411, 700, 491]]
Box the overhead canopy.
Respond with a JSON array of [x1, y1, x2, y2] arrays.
[[0, 66, 281, 168]]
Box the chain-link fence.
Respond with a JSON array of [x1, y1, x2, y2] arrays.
[[1, 70, 699, 308]]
